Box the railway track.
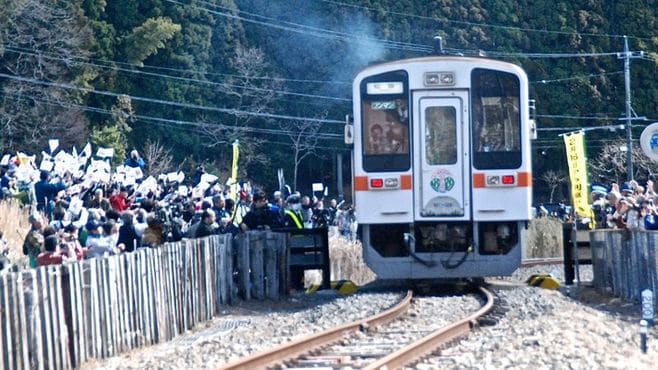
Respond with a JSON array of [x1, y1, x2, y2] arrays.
[[218, 287, 494, 370]]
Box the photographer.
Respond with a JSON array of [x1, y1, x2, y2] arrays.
[[240, 191, 280, 231], [311, 200, 331, 228]]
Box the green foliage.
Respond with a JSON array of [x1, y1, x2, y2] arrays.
[[91, 95, 135, 163], [2, 0, 658, 198], [121, 17, 182, 66]]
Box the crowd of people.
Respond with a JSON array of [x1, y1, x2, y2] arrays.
[[0, 149, 357, 270], [590, 179, 658, 230]]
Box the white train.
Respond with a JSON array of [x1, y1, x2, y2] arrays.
[[348, 56, 533, 280]]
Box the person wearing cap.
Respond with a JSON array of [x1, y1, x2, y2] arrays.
[[240, 191, 280, 231], [620, 182, 634, 196], [34, 170, 67, 214], [282, 195, 304, 229], [591, 184, 609, 229], [23, 214, 44, 267]]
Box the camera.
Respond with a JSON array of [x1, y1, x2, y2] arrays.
[[311, 208, 332, 228]]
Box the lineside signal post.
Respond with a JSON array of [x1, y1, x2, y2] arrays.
[[642, 289, 654, 327]]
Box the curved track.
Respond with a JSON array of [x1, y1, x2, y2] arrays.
[[218, 287, 494, 370]]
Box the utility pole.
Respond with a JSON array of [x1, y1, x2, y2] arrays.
[[617, 35, 646, 181]]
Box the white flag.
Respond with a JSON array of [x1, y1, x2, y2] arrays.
[[48, 139, 60, 153]]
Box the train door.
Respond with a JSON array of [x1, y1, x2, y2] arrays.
[[413, 91, 470, 220]]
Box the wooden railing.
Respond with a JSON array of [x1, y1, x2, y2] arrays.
[[590, 229, 658, 304], [0, 231, 287, 369]]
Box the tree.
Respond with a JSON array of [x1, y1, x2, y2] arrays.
[[91, 95, 134, 163], [142, 138, 174, 175], [0, 0, 94, 151], [121, 17, 182, 66], [540, 170, 568, 203], [277, 113, 326, 192], [588, 139, 658, 184], [200, 46, 282, 171]]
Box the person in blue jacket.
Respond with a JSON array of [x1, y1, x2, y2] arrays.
[[124, 150, 145, 170], [33, 170, 67, 215]]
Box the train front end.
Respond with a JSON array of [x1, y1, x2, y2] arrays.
[[351, 57, 532, 280]]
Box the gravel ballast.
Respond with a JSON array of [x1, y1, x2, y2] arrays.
[[84, 265, 658, 369]]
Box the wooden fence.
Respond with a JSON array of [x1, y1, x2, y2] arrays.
[[590, 230, 658, 304], [0, 231, 287, 369]]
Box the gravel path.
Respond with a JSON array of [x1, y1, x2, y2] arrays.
[[84, 265, 658, 369]]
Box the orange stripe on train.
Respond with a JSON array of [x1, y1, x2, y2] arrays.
[[472, 172, 532, 188], [354, 175, 413, 191]]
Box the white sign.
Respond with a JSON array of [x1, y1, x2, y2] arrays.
[[39, 159, 54, 172], [312, 183, 324, 192], [96, 147, 114, 159], [48, 139, 59, 153], [200, 173, 218, 184], [0, 155, 9, 166], [641, 123, 658, 162], [81, 143, 92, 158]]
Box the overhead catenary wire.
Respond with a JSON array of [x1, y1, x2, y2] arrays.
[[163, 0, 434, 54], [316, 0, 655, 42], [1, 45, 352, 103], [0, 72, 346, 125], [2, 91, 344, 140], [194, 0, 433, 52]]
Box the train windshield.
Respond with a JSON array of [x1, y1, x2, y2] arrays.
[[360, 70, 410, 172], [471, 68, 522, 169]]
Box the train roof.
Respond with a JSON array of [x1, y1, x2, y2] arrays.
[[354, 55, 525, 80]]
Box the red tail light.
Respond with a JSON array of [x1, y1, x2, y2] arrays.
[[502, 175, 515, 185], [370, 178, 384, 188]]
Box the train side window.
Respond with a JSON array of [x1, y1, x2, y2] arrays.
[[471, 68, 522, 170], [425, 106, 457, 165]]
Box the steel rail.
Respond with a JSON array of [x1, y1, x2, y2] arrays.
[[363, 286, 495, 370], [521, 257, 564, 267], [218, 290, 413, 370]]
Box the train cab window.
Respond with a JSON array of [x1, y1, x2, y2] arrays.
[[360, 70, 410, 172], [471, 68, 522, 170], [425, 106, 457, 165]]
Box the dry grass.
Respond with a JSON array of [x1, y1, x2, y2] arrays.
[[328, 234, 376, 286], [525, 217, 564, 258], [0, 200, 31, 267]]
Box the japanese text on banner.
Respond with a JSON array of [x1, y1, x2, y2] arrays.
[[563, 132, 594, 222]]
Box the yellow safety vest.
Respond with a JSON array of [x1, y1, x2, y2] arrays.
[[284, 209, 303, 229]]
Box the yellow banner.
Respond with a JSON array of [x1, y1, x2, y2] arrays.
[[563, 132, 593, 221], [231, 140, 240, 203]]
